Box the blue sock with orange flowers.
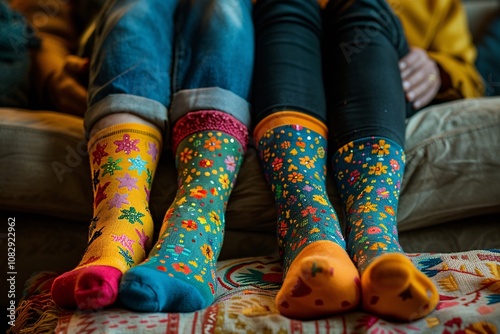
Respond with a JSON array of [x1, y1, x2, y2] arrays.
[[119, 110, 248, 312], [333, 136, 438, 321], [254, 112, 360, 320]]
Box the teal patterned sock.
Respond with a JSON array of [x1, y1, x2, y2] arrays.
[[257, 124, 346, 274], [333, 137, 405, 272], [119, 110, 247, 312]]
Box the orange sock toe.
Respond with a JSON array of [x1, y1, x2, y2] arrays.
[[276, 241, 360, 319], [361, 253, 438, 321]]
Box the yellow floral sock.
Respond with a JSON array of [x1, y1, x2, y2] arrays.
[[51, 123, 161, 309]]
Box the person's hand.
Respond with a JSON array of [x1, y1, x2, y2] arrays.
[[399, 47, 441, 110], [46, 55, 89, 116]]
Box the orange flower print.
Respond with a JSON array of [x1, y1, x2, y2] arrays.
[[172, 262, 192, 275], [338, 142, 354, 154], [201, 244, 214, 260], [219, 174, 230, 189], [369, 242, 387, 250], [262, 147, 271, 162], [199, 159, 213, 168], [346, 194, 354, 212], [372, 139, 390, 156], [358, 201, 377, 213], [389, 159, 400, 171], [182, 219, 198, 231], [288, 172, 304, 183], [296, 140, 306, 149], [179, 147, 193, 163], [190, 185, 207, 199], [301, 206, 317, 217], [369, 162, 388, 175], [299, 156, 315, 169], [272, 157, 283, 171], [204, 136, 222, 151], [385, 205, 395, 216], [281, 141, 291, 149]]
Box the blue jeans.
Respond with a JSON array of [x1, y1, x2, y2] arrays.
[[85, 0, 254, 139]]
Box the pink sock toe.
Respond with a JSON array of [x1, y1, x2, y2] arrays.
[[51, 266, 122, 310], [74, 266, 122, 310], [51, 270, 78, 308]]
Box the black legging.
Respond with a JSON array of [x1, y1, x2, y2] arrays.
[[252, 0, 412, 150]]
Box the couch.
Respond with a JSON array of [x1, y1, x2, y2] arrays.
[[2, 1, 500, 333]]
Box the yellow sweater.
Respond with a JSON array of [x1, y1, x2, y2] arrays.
[[318, 0, 485, 99], [390, 0, 484, 99]]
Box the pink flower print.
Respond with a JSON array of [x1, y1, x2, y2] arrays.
[[92, 143, 109, 165], [348, 170, 361, 186], [376, 187, 389, 199], [107, 192, 129, 210], [389, 158, 400, 171], [117, 173, 138, 191], [135, 228, 149, 251], [302, 185, 313, 192], [147, 142, 159, 161], [114, 134, 140, 155], [224, 155, 237, 172], [174, 245, 185, 254], [367, 226, 382, 234], [112, 233, 135, 255], [291, 124, 303, 131]]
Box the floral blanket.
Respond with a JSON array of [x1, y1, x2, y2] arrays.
[[11, 250, 500, 334]]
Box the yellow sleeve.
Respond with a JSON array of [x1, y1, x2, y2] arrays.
[[396, 0, 485, 99]]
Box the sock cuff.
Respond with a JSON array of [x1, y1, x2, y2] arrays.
[[253, 111, 327, 142], [171, 110, 249, 152], [88, 123, 163, 152]]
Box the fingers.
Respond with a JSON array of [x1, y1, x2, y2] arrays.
[[398, 47, 440, 109], [399, 48, 427, 83], [399, 48, 427, 77]]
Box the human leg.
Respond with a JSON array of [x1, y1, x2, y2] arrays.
[[323, 0, 437, 321], [119, 0, 253, 312], [51, 0, 175, 309], [252, 0, 360, 320]]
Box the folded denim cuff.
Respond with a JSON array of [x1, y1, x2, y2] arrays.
[[84, 94, 169, 140], [169, 87, 251, 128]]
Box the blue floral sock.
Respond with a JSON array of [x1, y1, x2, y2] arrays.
[[333, 136, 438, 321], [119, 110, 247, 312], [255, 112, 360, 319]]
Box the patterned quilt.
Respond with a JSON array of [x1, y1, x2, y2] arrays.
[[10, 250, 500, 334]]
